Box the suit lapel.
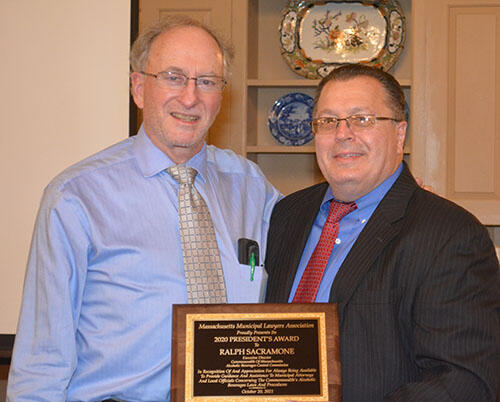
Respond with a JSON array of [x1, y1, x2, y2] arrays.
[[329, 164, 418, 311], [274, 183, 328, 302]]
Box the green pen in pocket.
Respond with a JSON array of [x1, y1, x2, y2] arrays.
[[249, 252, 255, 281]]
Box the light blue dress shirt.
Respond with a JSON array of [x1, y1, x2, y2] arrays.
[[8, 126, 281, 402], [289, 164, 403, 303]]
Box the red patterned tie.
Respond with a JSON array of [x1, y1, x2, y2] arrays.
[[292, 200, 357, 303]]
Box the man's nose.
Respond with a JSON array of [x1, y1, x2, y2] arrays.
[[335, 118, 354, 141], [176, 79, 198, 107]]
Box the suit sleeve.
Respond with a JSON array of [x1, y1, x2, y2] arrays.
[[385, 221, 500, 401]]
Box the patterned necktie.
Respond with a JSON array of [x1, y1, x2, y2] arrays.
[[292, 200, 357, 303], [167, 165, 227, 304]]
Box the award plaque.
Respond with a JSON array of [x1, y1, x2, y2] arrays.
[[171, 303, 341, 401]]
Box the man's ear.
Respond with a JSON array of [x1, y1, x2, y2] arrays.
[[396, 120, 407, 154], [130, 72, 145, 109]]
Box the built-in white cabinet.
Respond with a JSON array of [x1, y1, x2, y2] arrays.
[[139, 0, 500, 243]]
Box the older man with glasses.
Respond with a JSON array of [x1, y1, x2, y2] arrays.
[[7, 15, 280, 401], [265, 64, 500, 401]]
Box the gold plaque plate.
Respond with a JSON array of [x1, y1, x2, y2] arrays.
[[171, 303, 341, 401]]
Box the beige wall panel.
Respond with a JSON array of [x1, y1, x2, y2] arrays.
[[451, 11, 496, 194], [412, 0, 500, 225], [0, 1, 131, 333], [139, 0, 232, 29], [411, 0, 448, 189]]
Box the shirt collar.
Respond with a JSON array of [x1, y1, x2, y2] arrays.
[[322, 163, 403, 212], [132, 124, 208, 182]]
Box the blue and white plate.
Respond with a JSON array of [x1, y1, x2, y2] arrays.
[[268, 92, 314, 146]]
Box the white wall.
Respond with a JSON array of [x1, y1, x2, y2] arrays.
[[0, 1, 131, 333]]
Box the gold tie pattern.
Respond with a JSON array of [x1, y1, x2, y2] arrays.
[[167, 165, 227, 303]]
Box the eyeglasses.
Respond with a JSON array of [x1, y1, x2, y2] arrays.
[[140, 71, 226, 93], [311, 114, 401, 135]]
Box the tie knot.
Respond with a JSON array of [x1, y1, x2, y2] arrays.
[[167, 165, 197, 185], [327, 200, 357, 224]]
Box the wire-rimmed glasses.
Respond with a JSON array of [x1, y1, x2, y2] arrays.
[[311, 114, 401, 135], [140, 71, 226, 93]]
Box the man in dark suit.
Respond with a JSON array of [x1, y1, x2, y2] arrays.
[[265, 64, 500, 401]]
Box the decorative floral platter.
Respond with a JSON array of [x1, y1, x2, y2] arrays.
[[268, 92, 314, 146], [279, 0, 406, 79]]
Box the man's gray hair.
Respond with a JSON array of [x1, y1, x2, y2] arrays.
[[130, 15, 234, 79]]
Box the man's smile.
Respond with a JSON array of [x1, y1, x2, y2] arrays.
[[170, 112, 199, 122]]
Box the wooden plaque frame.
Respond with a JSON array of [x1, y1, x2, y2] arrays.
[[171, 303, 341, 401]]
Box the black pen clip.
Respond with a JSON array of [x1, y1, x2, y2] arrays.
[[237, 238, 259, 266]]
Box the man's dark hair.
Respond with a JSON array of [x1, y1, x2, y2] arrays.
[[314, 64, 405, 121]]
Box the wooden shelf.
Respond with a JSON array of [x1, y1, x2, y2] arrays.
[[248, 79, 320, 87], [246, 145, 316, 154], [248, 78, 412, 87], [237, 0, 413, 195], [398, 78, 412, 87]]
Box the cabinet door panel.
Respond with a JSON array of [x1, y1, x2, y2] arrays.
[[412, 0, 500, 224]]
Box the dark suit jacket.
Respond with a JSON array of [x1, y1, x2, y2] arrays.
[[265, 164, 500, 401]]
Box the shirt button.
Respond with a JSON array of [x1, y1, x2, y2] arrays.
[[361, 219, 366, 224], [335, 238, 341, 244]]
